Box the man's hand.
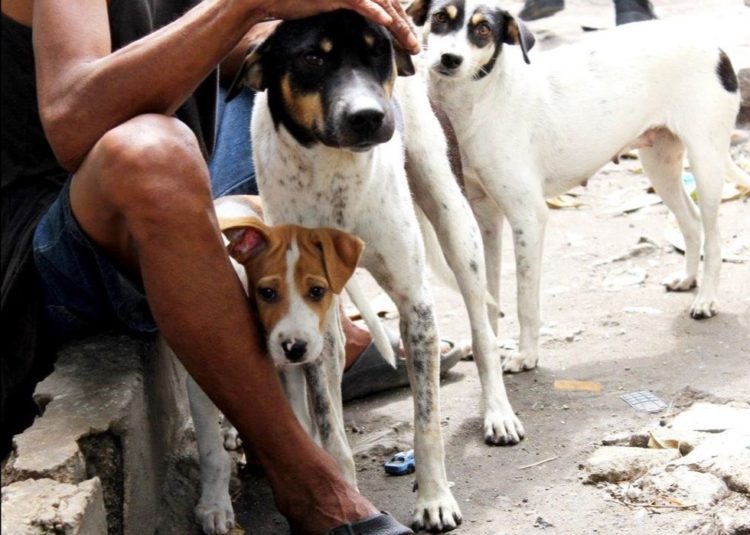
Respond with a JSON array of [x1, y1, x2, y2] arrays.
[[260, 0, 420, 54]]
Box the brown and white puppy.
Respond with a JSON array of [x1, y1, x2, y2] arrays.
[[186, 194, 364, 535]]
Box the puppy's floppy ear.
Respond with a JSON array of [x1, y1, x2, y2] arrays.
[[311, 229, 365, 294], [226, 39, 272, 101], [221, 217, 270, 264], [394, 42, 416, 77], [406, 0, 432, 26], [502, 13, 536, 65]]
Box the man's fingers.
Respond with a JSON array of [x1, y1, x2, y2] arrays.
[[347, 0, 420, 53], [382, 0, 420, 53], [346, 0, 393, 26]]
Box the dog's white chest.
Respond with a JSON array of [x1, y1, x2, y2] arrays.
[[251, 94, 407, 231]]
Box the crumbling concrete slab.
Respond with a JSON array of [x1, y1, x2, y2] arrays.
[[1, 335, 194, 534], [669, 428, 750, 494], [1, 477, 107, 535], [639, 466, 730, 507], [584, 446, 680, 484], [670, 402, 750, 433]]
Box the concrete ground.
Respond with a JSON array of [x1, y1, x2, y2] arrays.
[[234, 1, 750, 533]]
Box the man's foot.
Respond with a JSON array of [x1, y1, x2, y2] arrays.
[[614, 0, 657, 25], [518, 0, 565, 21]]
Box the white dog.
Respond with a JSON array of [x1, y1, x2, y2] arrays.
[[226, 8, 530, 531], [409, 0, 749, 372]]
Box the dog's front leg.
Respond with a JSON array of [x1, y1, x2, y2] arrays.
[[368, 264, 460, 530], [280, 367, 317, 442], [186, 376, 235, 534], [464, 175, 504, 333], [303, 354, 357, 488], [489, 178, 549, 373], [407, 158, 523, 446], [398, 290, 462, 531]]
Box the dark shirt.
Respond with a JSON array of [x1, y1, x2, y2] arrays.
[[0, 0, 217, 436]]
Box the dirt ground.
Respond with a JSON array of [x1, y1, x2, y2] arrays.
[[233, 1, 750, 533]]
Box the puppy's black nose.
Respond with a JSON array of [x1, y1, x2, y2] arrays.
[[347, 108, 385, 134], [282, 339, 308, 362], [440, 53, 463, 69]]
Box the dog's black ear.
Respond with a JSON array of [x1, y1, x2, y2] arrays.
[[226, 40, 270, 101], [502, 13, 535, 65], [394, 43, 416, 77], [406, 0, 432, 26]]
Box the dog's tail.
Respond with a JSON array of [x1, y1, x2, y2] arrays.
[[727, 156, 750, 188], [414, 204, 499, 309], [345, 276, 397, 369]]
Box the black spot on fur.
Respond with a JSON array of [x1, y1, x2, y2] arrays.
[[304, 364, 331, 441], [402, 304, 438, 425], [469, 260, 479, 274], [717, 49, 738, 93]]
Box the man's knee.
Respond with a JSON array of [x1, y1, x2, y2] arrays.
[[93, 114, 211, 215]]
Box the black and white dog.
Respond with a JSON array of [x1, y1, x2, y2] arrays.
[[227, 9, 525, 532], [409, 0, 749, 372]]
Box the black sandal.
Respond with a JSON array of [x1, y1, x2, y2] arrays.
[[327, 512, 413, 535]]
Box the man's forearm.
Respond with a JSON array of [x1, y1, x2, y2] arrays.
[[33, 0, 265, 171]]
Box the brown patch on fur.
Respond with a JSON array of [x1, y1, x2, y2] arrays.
[[364, 33, 375, 47], [470, 12, 486, 25], [281, 74, 323, 130], [226, 222, 362, 336], [320, 38, 333, 53], [446, 5, 458, 19], [506, 20, 520, 44]]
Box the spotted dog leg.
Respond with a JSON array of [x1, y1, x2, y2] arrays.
[[303, 310, 357, 488]]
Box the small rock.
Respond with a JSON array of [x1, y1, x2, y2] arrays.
[[533, 516, 554, 529]]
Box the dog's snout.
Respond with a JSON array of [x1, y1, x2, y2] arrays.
[[347, 108, 385, 134], [282, 338, 308, 362], [440, 53, 463, 70]]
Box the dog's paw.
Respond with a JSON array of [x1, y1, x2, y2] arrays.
[[690, 293, 718, 319], [501, 350, 538, 373], [412, 490, 462, 533], [195, 497, 235, 535], [221, 424, 241, 451], [483, 407, 525, 446], [662, 272, 697, 292]]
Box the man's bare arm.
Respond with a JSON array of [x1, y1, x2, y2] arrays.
[[32, 0, 419, 172]]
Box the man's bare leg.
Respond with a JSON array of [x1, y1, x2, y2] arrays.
[[68, 114, 376, 532]]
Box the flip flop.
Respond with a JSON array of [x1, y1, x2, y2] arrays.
[[327, 512, 413, 535], [342, 331, 465, 402]]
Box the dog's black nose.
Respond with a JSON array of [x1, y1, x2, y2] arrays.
[[282, 339, 308, 362], [440, 53, 463, 69], [347, 108, 385, 135]]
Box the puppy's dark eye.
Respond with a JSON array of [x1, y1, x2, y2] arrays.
[[432, 11, 448, 24], [257, 287, 277, 302], [303, 52, 324, 66], [475, 23, 491, 38], [308, 286, 327, 301]]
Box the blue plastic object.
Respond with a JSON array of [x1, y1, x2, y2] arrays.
[[384, 450, 415, 475]]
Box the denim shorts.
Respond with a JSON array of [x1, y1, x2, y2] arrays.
[[32, 87, 258, 339]]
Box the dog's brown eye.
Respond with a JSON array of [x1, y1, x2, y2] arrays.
[[304, 52, 324, 66], [308, 286, 327, 301], [475, 23, 491, 38], [257, 287, 277, 302], [432, 11, 448, 24]]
